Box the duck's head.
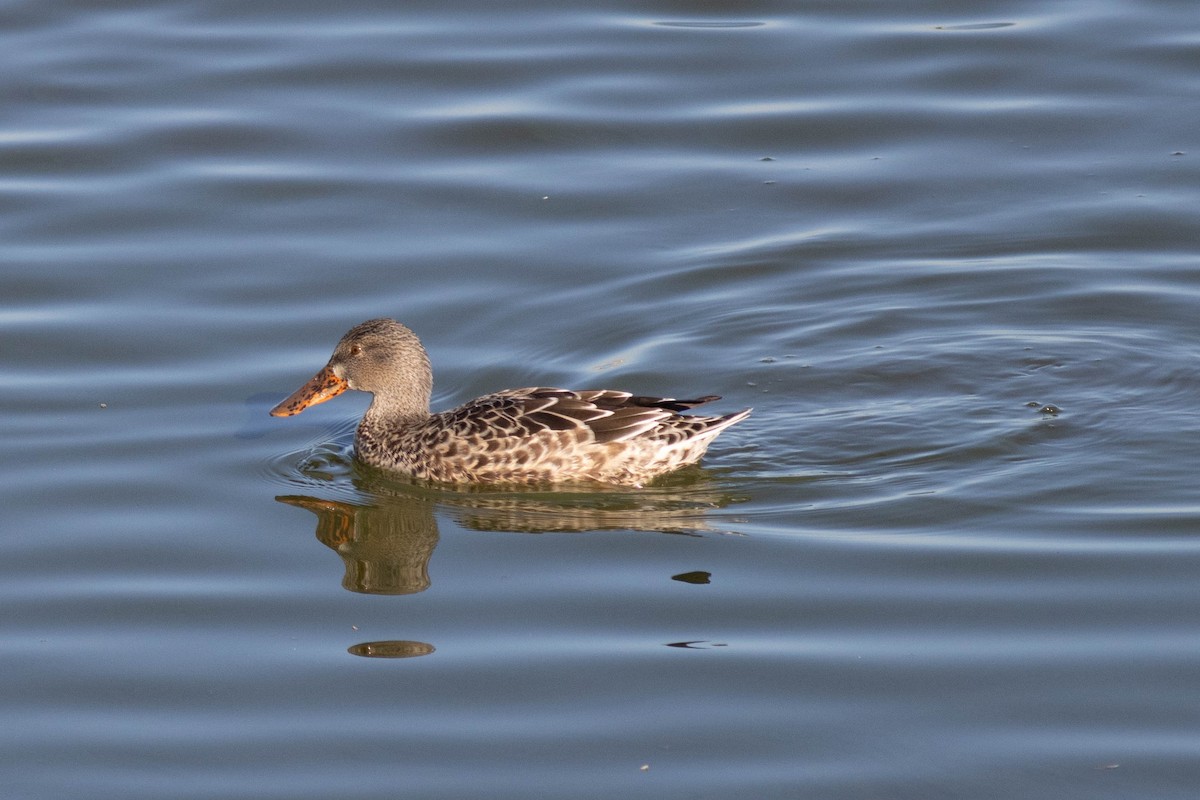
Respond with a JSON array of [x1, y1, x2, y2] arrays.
[[269, 318, 433, 417]]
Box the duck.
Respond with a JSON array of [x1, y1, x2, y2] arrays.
[[270, 318, 750, 486]]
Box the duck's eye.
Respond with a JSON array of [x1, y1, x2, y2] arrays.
[[349, 344, 364, 357]]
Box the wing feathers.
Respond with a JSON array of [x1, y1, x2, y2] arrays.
[[440, 387, 744, 447]]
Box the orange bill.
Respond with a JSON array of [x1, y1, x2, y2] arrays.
[[269, 366, 349, 417]]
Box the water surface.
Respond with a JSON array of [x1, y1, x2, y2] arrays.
[[4, 0, 1200, 797]]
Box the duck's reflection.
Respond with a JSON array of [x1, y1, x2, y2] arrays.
[[277, 468, 745, 597], [278, 473, 743, 659], [276, 494, 438, 595]]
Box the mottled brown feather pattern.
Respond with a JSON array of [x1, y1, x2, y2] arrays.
[[271, 319, 750, 486]]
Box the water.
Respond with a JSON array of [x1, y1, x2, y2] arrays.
[[4, 0, 1200, 797]]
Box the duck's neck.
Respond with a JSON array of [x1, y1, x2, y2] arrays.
[[361, 391, 431, 432], [355, 393, 432, 467]]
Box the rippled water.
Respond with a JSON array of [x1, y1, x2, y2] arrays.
[[5, 0, 1200, 797]]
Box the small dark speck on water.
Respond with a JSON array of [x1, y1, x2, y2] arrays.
[[759, 156, 775, 161], [1171, 151, 1185, 156], [672, 570, 712, 584], [760, 356, 777, 363], [763, 180, 776, 184], [1038, 404, 1061, 415]]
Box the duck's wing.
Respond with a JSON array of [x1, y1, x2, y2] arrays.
[[436, 387, 729, 445]]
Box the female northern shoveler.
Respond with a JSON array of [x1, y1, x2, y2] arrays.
[[270, 318, 750, 486]]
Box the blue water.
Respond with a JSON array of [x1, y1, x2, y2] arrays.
[[4, 1, 1200, 797]]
